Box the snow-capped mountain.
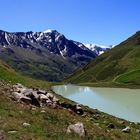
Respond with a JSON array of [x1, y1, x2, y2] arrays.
[[0, 29, 114, 81], [0, 29, 98, 81], [0, 29, 96, 59], [84, 44, 115, 55]]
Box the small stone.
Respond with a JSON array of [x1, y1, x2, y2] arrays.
[[23, 122, 31, 127], [8, 130, 17, 134], [75, 104, 84, 115], [122, 126, 131, 133], [136, 129, 140, 133], [0, 130, 5, 140], [119, 120, 125, 124], [40, 110, 46, 113], [107, 123, 115, 129], [31, 107, 36, 111]]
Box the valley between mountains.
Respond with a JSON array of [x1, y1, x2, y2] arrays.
[[0, 29, 112, 82], [68, 31, 140, 88], [1, 29, 140, 139]]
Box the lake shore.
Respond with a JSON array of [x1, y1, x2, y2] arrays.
[[52, 84, 140, 139], [1, 80, 140, 139], [71, 81, 140, 89]]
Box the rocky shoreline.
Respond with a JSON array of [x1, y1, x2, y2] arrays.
[[11, 83, 84, 116], [1, 81, 140, 139]]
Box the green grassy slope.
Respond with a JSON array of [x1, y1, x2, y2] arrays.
[[115, 69, 140, 85], [67, 31, 140, 86], [0, 58, 140, 139], [0, 46, 86, 82], [0, 60, 51, 89], [1, 82, 140, 139]]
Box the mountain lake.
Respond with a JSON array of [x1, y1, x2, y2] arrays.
[[53, 85, 140, 122]]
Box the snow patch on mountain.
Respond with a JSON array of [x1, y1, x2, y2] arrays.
[[43, 29, 54, 33], [84, 43, 115, 55], [0, 28, 114, 59]]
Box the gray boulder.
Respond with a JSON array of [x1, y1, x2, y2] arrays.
[[46, 92, 54, 99], [39, 94, 52, 106], [12, 92, 31, 104], [20, 96, 32, 104], [122, 126, 131, 133], [37, 89, 46, 94], [67, 122, 86, 137], [12, 92, 24, 101], [32, 91, 39, 99], [22, 89, 33, 96], [13, 83, 26, 93], [39, 94, 49, 101]]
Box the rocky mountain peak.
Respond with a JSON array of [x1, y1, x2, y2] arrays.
[[0, 28, 112, 81]]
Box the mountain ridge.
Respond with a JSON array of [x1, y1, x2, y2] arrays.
[[0, 29, 113, 82], [67, 31, 140, 86], [0, 29, 96, 81]]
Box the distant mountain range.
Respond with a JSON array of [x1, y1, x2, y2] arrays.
[[0, 29, 112, 81], [84, 44, 114, 55], [67, 31, 140, 86]]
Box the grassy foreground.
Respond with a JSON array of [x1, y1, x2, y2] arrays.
[[1, 82, 140, 140], [1, 61, 140, 139]]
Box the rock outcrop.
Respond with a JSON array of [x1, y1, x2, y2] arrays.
[[11, 83, 84, 115], [12, 83, 59, 107]]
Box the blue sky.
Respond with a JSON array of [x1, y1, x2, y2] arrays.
[[0, 0, 140, 45]]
